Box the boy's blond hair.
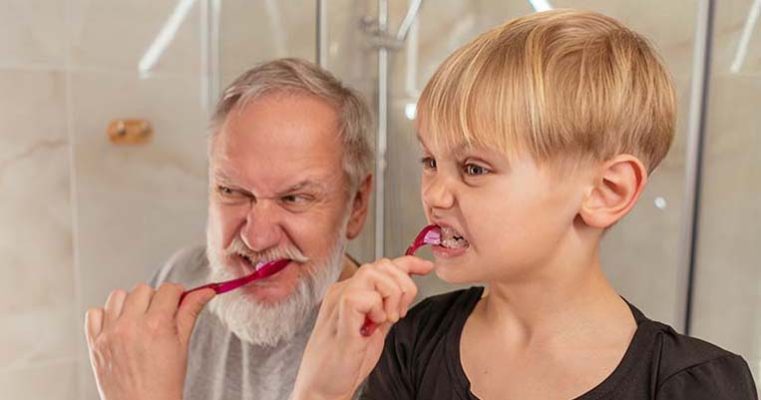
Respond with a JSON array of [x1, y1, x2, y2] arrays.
[[418, 9, 676, 173]]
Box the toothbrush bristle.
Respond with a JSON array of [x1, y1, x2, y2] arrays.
[[424, 227, 442, 245]]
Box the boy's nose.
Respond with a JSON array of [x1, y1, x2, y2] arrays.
[[241, 201, 284, 252], [422, 174, 456, 210]]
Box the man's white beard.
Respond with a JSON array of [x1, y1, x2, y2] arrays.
[[206, 221, 347, 347]]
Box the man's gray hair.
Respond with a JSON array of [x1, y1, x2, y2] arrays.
[[210, 58, 374, 191]]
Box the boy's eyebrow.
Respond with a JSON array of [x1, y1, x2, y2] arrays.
[[416, 132, 472, 156], [415, 132, 427, 147]]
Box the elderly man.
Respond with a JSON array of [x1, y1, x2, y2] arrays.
[[84, 58, 374, 400]]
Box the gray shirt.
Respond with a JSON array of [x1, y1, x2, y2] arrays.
[[151, 246, 318, 400]]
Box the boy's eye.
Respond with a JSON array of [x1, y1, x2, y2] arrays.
[[464, 163, 489, 176], [420, 157, 437, 170]]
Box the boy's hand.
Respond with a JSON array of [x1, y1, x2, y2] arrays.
[[291, 256, 434, 400], [84, 283, 215, 400]]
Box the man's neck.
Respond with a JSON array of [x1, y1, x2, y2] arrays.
[[337, 253, 359, 281]]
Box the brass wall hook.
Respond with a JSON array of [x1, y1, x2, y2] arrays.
[[107, 119, 153, 145]]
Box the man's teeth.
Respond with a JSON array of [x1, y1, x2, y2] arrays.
[[239, 254, 274, 271]]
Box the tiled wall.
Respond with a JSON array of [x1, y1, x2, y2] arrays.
[[0, 1, 319, 398], [1, 0, 212, 398], [1, 0, 76, 397]]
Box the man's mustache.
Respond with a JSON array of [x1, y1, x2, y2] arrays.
[[225, 237, 309, 264]]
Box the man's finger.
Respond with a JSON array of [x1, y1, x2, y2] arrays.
[[176, 288, 215, 344], [84, 308, 104, 346], [121, 283, 154, 318], [104, 289, 127, 324], [147, 283, 184, 317]]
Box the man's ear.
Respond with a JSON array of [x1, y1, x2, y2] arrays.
[[346, 174, 373, 239], [579, 155, 648, 229]]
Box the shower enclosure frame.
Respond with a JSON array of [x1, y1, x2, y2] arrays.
[[204, 0, 718, 336]]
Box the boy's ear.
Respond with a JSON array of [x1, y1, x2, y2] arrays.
[[579, 155, 648, 229]]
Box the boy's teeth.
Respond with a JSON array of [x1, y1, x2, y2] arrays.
[[440, 226, 469, 249]]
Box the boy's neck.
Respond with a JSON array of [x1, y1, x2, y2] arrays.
[[477, 252, 634, 347]]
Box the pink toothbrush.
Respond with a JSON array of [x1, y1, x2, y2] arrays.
[[360, 225, 441, 336], [179, 259, 290, 304]]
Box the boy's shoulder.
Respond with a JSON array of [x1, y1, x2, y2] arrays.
[[631, 307, 757, 397], [647, 319, 752, 379]]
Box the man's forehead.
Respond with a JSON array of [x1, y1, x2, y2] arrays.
[[211, 166, 333, 192]]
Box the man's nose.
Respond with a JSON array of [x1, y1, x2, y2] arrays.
[[240, 200, 284, 252], [421, 173, 456, 210]]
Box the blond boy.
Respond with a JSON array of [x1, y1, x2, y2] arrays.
[[293, 10, 758, 400]]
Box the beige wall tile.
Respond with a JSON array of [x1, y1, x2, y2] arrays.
[[69, 0, 202, 76], [69, 70, 208, 309], [0, 360, 79, 400], [692, 75, 761, 376], [0, 70, 77, 371], [219, 0, 316, 88], [0, 0, 67, 68]]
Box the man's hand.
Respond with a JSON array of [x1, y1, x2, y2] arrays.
[[291, 256, 434, 400], [84, 283, 215, 400]]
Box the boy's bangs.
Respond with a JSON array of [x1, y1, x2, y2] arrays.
[[416, 40, 530, 159]]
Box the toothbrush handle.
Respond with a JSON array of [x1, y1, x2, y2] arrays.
[[179, 283, 221, 304]]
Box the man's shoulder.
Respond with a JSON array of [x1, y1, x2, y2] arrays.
[[150, 245, 211, 288]]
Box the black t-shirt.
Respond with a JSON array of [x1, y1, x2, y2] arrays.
[[361, 287, 758, 399]]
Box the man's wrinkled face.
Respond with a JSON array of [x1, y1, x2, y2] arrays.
[[207, 92, 352, 306]]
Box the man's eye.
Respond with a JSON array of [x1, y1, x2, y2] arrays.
[[464, 163, 489, 176], [282, 194, 313, 204], [420, 157, 437, 170], [218, 185, 235, 195], [217, 186, 247, 200]]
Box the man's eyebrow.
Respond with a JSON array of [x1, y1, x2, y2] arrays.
[[280, 180, 325, 194], [212, 170, 237, 184], [212, 172, 328, 196]]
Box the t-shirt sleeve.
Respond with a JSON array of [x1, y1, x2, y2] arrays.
[[359, 318, 416, 399], [656, 354, 758, 400], [149, 246, 208, 288]]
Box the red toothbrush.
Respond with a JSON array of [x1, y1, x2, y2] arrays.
[[179, 259, 290, 304]]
